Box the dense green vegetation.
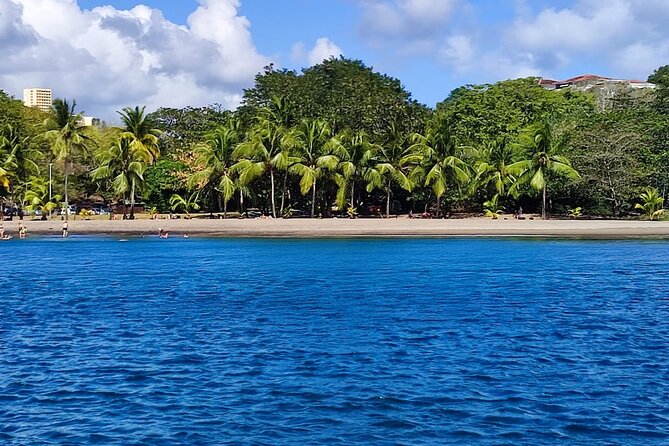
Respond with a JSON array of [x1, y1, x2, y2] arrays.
[[2, 58, 668, 219]]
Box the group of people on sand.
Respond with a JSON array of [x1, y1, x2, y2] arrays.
[[157, 228, 189, 239], [0, 221, 70, 240]]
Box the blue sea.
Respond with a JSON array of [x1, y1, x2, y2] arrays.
[[2, 237, 669, 445]]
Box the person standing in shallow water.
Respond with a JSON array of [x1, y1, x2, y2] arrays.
[[62, 221, 68, 238], [18, 222, 27, 239]]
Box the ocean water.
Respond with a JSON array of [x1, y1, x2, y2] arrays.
[[1, 237, 669, 445]]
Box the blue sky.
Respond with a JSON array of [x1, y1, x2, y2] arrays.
[[2, 0, 668, 118]]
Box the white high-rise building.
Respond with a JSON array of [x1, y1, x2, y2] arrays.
[[23, 88, 52, 112]]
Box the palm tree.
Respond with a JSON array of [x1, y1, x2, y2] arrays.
[[483, 194, 504, 219], [336, 130, 377, 211], [170, 192, 201, 216], [44, 99, 92, 222], [635, 187, 665, 220], [117, 106, 161, 218], [233, 110, 296, 218], [508, 122, 579, 219], [0, 125, 39, 188], [364, 124, 418, 218], [410, 123, 469, 218], [473, 137, 516, 198], [24, 177, 61, 220], [268, 97, 297, 215], [292, 119, 342, 217], [118, 106, 161, 163], [92, 138, 144, 219], [189, 119, 240, 218]]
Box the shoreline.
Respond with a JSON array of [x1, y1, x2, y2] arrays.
[[3, 217, 669, 239]]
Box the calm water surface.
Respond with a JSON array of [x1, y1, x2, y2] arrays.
[[2, 237, 669, 445]]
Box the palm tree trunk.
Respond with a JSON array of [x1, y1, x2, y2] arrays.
[[270, 169, 277, 218], [64, 165, 69, 222], [217, 194, 223, 213], [129, 178, 136, 219], [311, 181, 317, 218], [436, 195, 441, 219], [542, 185, 547, 220], [224, 199, 228, 219], [280, 171, 288, 214], [239, 189, 244, 215], [350, 180, 355, 210], [386, 179, 391, 218]]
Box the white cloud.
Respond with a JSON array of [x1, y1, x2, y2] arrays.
[[291, 37, 344, 67], [0, 0, 270, 118], [308, 38, 343, 65], [426, 0, 669, 87], [358, 0, 458, 52], [439, 35, 475, 72], [506, 0, 669, 78]]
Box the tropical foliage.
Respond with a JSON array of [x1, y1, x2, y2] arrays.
[[2, 59, 669, 221]]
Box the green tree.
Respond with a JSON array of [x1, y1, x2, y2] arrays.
[[483, 194, 504, 219], [635, 187, 665, 220], [24, 177, 61, 220], [410, 115, 470, 217], [472, 137, 517, 198], [508, 122, 580, 219], [44, 99, 92, 221], [437, 78, 594, 146], [92, 138, 145, 219], [291, 119, 343, 217], [240, 58, 429, 140], [336, 130, 377, 210], [189, 119, 241, 217], [234, 103, 296, 218], [149, 105, 231, 155], [365, 124, 418, 217], [170, 192, 201, 216], [118, 106, 161, 164], [568, 110, 647, 216]]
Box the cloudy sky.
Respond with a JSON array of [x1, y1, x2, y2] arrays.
[[1, 0, 668, 119]]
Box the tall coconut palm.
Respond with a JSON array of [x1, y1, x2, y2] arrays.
[[508, 122, 579, 219], [472, 137, 517, 198], [410, 123, 469, 218], [91, 138, 144, 219], [44, 99, 92, 221], [189, 119, 241, 217], [233, 111, 296, 218], [266, 96, 296, 214], [336, 130, 377, 211], [118, 106, 161, 164], [364, 124, 418, 217], [292, 119, 343, 217], [117, 106, 161, 218]]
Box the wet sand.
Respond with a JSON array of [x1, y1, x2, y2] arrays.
[[3, 216, 669, 238]]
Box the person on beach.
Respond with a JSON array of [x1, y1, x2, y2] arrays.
[[157, 228, 169, 239], [62, 221, 69, 238], [18, 223, 27, 239], [0, 223, 9, 240]]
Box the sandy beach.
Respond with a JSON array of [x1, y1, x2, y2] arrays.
[[3, 216, 669, 238]]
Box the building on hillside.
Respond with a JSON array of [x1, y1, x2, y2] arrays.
[[539, 74, 655, 91], [23, 88, 52, 112], [539, 75, 656, 109], [78, 116, 101, 127]]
